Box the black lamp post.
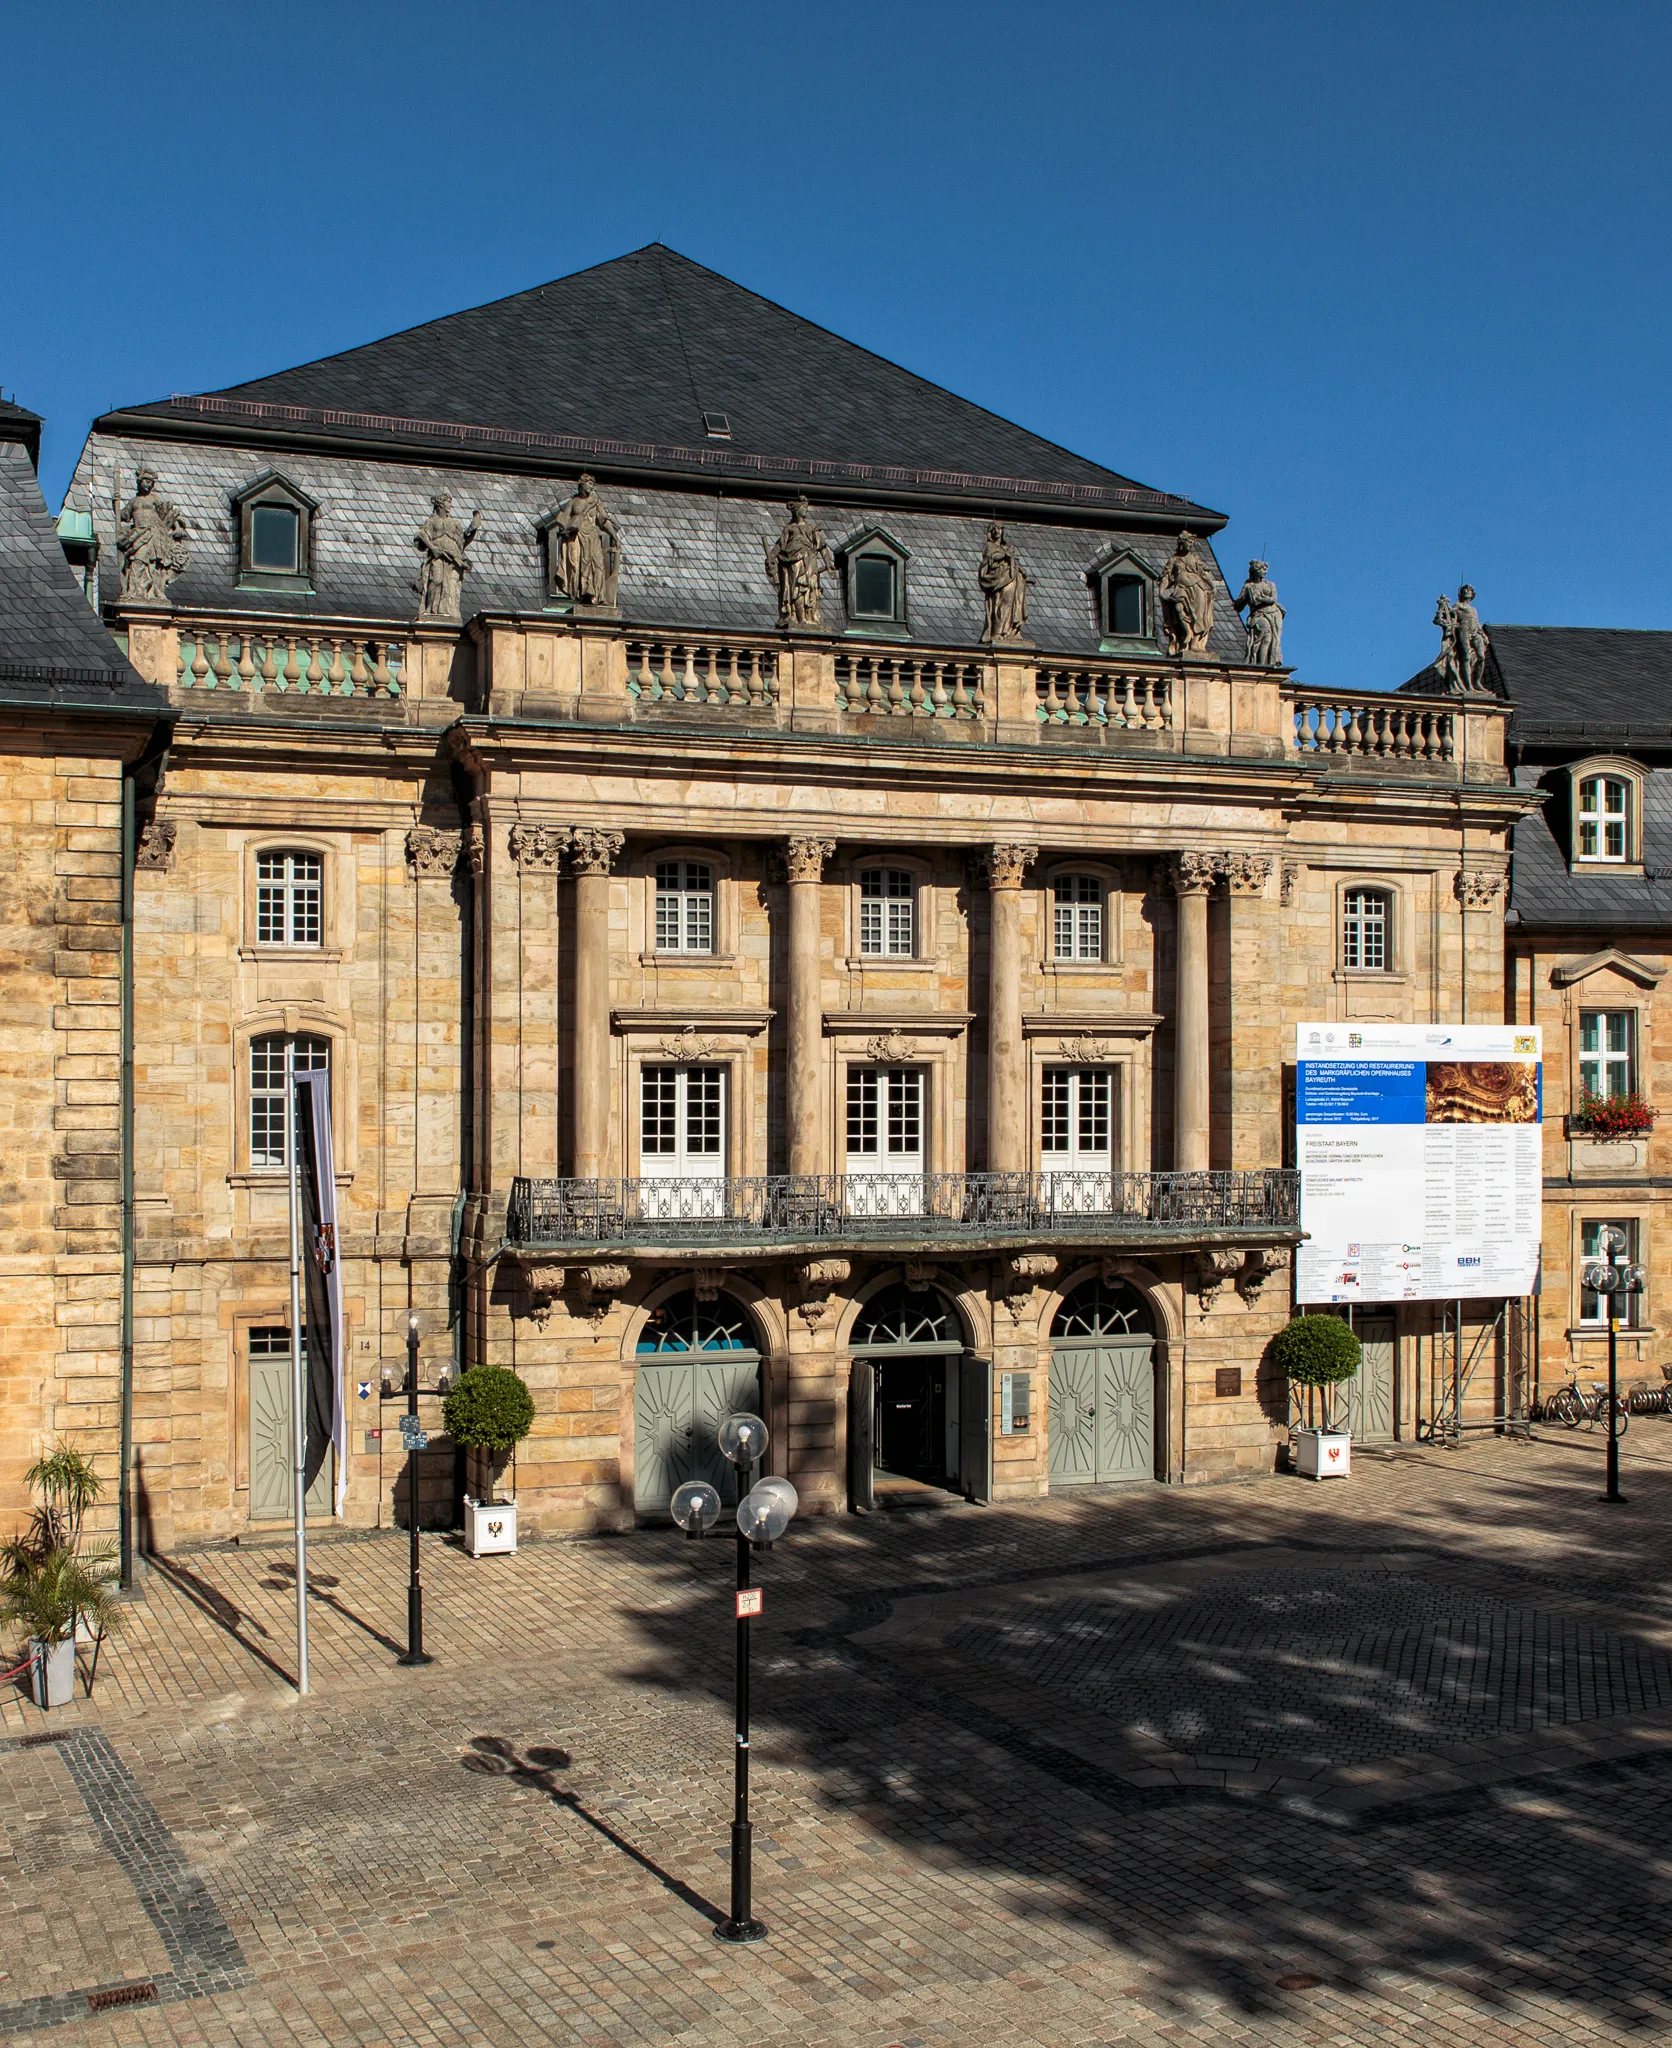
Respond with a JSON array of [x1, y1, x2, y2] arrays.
[[670, 1412, 797, 1945], [1581, 1227, 1644, 1505], [398, 1312, 433, 1665]]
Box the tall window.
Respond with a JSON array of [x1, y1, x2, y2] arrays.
[[1341, 887, 1389, 970], [256, 850, 323, 946], [1103, 572, 1148, 638], [1577, 776, 1629, 862], [851, 554, 899, 619], [249, 504, 300, 574], [846, 1068, 923, 1162], [249, 1034, 328, 1168], [654, 861, 714, 953], [1579, 1011, 1635, 1099], [1053, 875, 1104, 961], [1041, 1068, 1112, 1160], [859, 868, 914, 957], [1580, 1218, 1641, 1326], [640, 1066, 724, 1170]]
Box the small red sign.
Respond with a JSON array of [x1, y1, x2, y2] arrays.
[[735, 1587, 763, 1619]]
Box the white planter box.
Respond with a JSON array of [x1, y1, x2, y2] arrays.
[[1295, 1427, 1351, 1480], [30, 1637, 75, 1709], [464, 1498, 517, 1556], [1568, 1137, 1648, 1178]]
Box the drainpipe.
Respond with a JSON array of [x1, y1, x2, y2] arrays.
[[118, 771, 135, 1589]]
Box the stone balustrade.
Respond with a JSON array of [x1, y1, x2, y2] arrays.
[[833, 653, 987, 720], [625, 638, 778, 709], [1289, 689, 1455, 763], [173, 622, 405, 698], [1035, 666, 1173, 731]]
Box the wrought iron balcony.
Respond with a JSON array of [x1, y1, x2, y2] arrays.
[[504, 1168, 1300, 1255]]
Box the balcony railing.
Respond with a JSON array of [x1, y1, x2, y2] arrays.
[[505, 1168, 1300, 1249], [625, 639, 778, 710], [1036, 666, 1173, 731], [174, 622, 404, 698], [1289, 690, 1454, 763]]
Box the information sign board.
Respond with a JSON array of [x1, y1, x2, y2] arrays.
[[1294, 1022, 1542, 1304]]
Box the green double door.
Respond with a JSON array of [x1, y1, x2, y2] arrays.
[[249, 1347, 331, 1522], [1048, 1340, 1155, 1484], [634, 1356, 762, 1515], [1339, 1312, 1396, 1443]]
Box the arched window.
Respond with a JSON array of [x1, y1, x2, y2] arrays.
[[850, 1283, 962, 1350], [249, 1033, 328, 1168], [1341, 886, 1389, 971], [636, 1290, 759, 1354], [1051, 1277, 1154, 1339], [1053, 874, 1104, 961], [859, 867, 915, 956], [256, 849, 323, 946], [1577, 775, 1629, 863]]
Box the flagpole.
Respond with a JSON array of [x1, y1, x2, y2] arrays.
[[287, 1045, 310, 1695]]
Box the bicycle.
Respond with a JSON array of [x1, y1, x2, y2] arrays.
[[1540, 1379, 1629, 1434]]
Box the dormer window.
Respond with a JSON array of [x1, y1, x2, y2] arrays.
[[234, 472, 317, 590], [1578, 775, 1628, 862], [1091, 549, 1157, 651], [840, 527, 910, 633]]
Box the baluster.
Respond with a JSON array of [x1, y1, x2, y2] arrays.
[[928, 662, 949, 718], [861, 659, 883, 715], [1392, 707, 1414, 759], [904, 663, 925, 716], [208, 629, 231, 687], [679, 645, 700, 705], [235, 632, 256, 691], [258, 635, 278, 689], [349, 641, 370, 695], [189, 629, 210, 688], [1419, 709, 1437, 762], [972, 670, 988, 719], [326, 638, 346, 694], [371, 641, 391, 695], [1438, 712, 1455, 761], [952, 667, 973, 719]]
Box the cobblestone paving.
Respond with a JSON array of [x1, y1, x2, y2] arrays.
[[2, 1431, 1672, 2045]]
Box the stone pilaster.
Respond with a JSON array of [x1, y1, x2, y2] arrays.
[[569, 828, 623, 1178], [1171, 852, 1218, 1172], [974, 843, 1037, 1172], [782, 836, 834, 1176]]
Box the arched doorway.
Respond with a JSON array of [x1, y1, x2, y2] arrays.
[[849, 1282, 968, 1495], [633, 1290, 763, 1515], [1048, 1277, 1157, 1485]]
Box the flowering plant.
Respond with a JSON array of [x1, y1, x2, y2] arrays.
[[1571, 1090, 1656, 1138]]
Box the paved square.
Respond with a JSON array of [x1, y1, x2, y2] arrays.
[[3, 1430, 1672, 2045]]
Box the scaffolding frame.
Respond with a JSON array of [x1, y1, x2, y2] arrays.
[[1419, 1297, 1535, 1445]]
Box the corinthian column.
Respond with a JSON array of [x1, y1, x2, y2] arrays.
[[570, 828, 624, 1179], [1171, 852, 1219, 1173], [976, 843, 1037, 1173], [783, 836, 835, 1176]]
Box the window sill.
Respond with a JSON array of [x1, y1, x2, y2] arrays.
[[239, 946, 343, 963], [228, 1170, 353, 1189], [1039, 959, 1124, 977], [845, 956, 938, 973], [236, 573, 316, 595], [1566, 1324, 1654, 1341], [1571, 861, 1644, 877], [639, 951, 735, 966], [1331, 970, 1408, 985]]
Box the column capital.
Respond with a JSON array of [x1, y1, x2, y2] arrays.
[[569, 827, 625, 876], [508, 823, 570, 872], [1454, 867, 1506, 909], [1169, 850, 1223, 896], [406, 825, 461, 878], [1225, 852, 1275, 896], [972, 842, 1038, 889], [780, 834, 836, 883]]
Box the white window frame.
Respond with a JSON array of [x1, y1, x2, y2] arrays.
[[858, 867, 916, 958], [255, 849, 324, 948], [1341, 886, 1390, 972], [1040, 1065, 1116, 1211], [653, 860, 714, 954], [1579, 1217, 1643, 1327], [1579, 1010, 1636, 1099], [249, 1033, 329, 1169], [1052, 874, 1105, 962], [846, 1065, 926, 1216], [1577, 775, 1629, 864]]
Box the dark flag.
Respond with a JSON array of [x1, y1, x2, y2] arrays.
[[294, 1072, 345, 1508]]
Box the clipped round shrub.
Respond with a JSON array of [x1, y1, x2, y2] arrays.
[[442, 1366, 535, 1453], [1270, 1314, 1362, 1388]]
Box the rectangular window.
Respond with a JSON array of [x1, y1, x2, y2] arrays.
[[256, 851, 323, 946], [1577, 777, 1628, 862], [852, 554, 898, 619], [846, 1068, 922, 1161], [249, 503, 300, 574], [859, 868, 914, 957], [1053, 875, 1104, 961], [249, 1034, 328, 1169], [1105, 574, 1146, 637], [1041, 1069, 1071, 1154], [248, 1325, 304, 1356], [1579, 1011, 1635, 1099], [1040, 1069, 1111, 1159], [1342, 887, 1388, 971], [653, 861, 714, 953], [640, 1066, 725, 1174], [1580, 1217, 1641, 1326]]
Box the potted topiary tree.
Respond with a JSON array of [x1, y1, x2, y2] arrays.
[[442, 1366, 535, 1556], [1, 1550, 119, 1708], [1271, 1314, 1362, 1480]]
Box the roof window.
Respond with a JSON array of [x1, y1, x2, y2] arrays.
[[702, 412, 732, 440]]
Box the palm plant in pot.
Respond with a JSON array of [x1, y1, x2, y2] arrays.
[[1, 1550, 119, 1708], [2, 1440, 115, 1651], [1271, 1314, 1362, 1480], [442, 1366, 535, 1556]]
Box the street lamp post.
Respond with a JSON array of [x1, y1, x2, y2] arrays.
[[398, 1312, 433, 1665], [670, 1412, 797, 1945], [1581, 1227, 1644, 1505]]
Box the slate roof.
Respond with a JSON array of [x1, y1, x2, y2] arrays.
[[1489, 626, 1672, 740], [104, 246, 1221, 525], [1509, 764, 1672, 929], [0, 423, 150, 702], [0, 396, 42, 468], [72, 435, 1248, 663]]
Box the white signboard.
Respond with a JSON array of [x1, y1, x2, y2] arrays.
[[1294, 1022, 1542, 1305]]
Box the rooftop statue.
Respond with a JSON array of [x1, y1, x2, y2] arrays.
[[547, 472, 620, 608], [413, 494, 481, 621], [1158, 530, 1215, 656], [978, 521, 1029, 644], [1234, 558, 1284, 667], [117, 467, 189, 603], [1433, 583, 1490, 693], [764, 497, 833, 628]]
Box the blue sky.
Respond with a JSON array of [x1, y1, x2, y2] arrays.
[[5, 0, 1667, 690]]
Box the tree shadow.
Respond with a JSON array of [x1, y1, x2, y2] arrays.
[[608, 1445, 1672, 2028], [461, 1734, 724, 1925]]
